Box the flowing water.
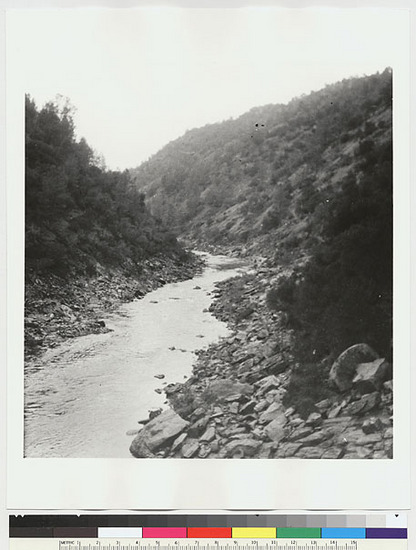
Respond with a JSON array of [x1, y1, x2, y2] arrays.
[[24, 253, 247, 458]]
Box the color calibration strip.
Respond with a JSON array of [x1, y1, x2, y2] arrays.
[[10, 527, 407, 540], [10, 515, 407, 540]]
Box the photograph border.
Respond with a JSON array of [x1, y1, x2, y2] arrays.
[[5, 5, 411, 511]]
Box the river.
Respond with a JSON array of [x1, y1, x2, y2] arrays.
[[24, 253, 247, 458]]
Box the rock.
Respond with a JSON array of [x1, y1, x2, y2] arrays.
[[383, 380, 393, 393], [165, 383, 182, 396], [336, 427, 366, 446], [343, 452, 362, 459], [259, 402, 285, 424], [200, 426, 216, 442], [288, 427, 314, 441], [289, 417, 305, 428], [224, 438, 261, 458], [352, 358, 391, 394], [129, 437, 156, 458], [384, 427, 393, 439], [355, 433, 383, 445], [225, 393, 244, 402], [231, 448, 245, 458], [239, 400, 257, 415], [229, 402, 240, 414], [284, 407, 296, 417], [343, 392, 381, 416], [181, 439, 200, 458], [362, 417, 383, 434], [321, 447, 344, 459], [191, 407, 207, 419], [327, 404, 343, 419], [193, 286, 201, 290], [305, 412, 323, 427], [329, 343, 379, 392], [254, 399, 269, 413], [202, 380, 253, 404], [315, 398, 332, 412], [130, 409, 189, 457], [148, 407, 163, 419], [296, 447, 325, 459], [154, 374, 165, 379], [277, 442, 302, 458], [264, 417, 286, 443], [198, 444, 211, 458], [297, 429, 333, 447], [126, 429, 140, 436], [236, 306, 255, 321], [154, 388, 162, 394], [354, 447, 373, 459], [137, 418, 150, 425], [188, 416, 210, 438], [257, 443, 274, 458], [210, 440, 220, 453], [171, 432, 187, 452], [255, 375, 281, 395], [265, 390, 280, 404], [262, 354, 288, 375]]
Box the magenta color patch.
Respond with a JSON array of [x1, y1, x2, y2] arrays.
[[143, 528, 187, 538]]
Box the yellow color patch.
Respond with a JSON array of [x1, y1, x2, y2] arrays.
[[232, 528, 277, 539]]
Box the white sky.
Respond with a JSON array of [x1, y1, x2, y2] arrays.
[[7, 7, 407, 170]]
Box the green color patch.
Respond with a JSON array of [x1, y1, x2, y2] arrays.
[[277, 528, 321, 539]]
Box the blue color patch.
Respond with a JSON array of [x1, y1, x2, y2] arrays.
[[322, 528, 366, 539]]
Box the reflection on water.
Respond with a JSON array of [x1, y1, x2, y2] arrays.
[[24, 253, 247, 458]]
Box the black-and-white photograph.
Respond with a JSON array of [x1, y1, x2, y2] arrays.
[[17, 8, 396, 460]]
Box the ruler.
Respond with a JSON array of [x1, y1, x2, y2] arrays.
[[8, 539, 407, 550]]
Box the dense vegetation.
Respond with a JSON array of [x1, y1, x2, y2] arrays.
[[131, 70, 393, 412], [25, 95, 181, 279], [131, 69, 392, 252]]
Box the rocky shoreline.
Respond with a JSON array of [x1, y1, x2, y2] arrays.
[[25, 251, 204, 360], [129, 260, 393, 459]]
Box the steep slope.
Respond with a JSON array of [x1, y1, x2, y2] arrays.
[[131, 69, 392, 260], [25, 96, 200, 355], [26, 95, 185, 278]]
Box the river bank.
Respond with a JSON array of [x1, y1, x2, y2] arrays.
[[25, 251, 204, 359], [130, 260, 393, 459], [24, 252, 248, 457]]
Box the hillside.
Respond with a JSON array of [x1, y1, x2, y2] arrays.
[[25, 95, 188, 277], [131, 69, 392, 258], [25, 96, 200, 355], [131, 68, 392, 376]]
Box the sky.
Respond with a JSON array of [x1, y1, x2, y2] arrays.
[[7, 7, 407, 170]]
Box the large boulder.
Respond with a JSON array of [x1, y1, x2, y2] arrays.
[[352, 358, 392, 394], [329, 343, 379, 392], [130, 409, 189, 458], [201, 379, 253, 404]]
